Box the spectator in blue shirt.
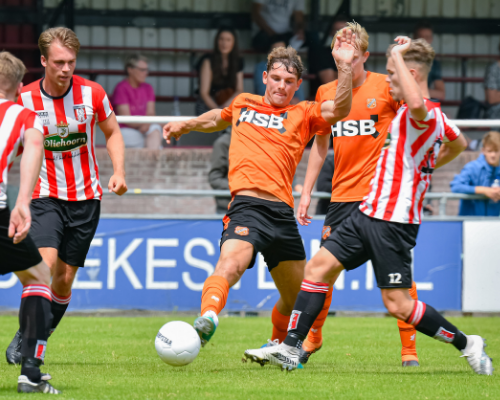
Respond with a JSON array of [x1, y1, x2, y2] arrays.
[[254, 37, 305, 103], [450, 131, 500, 216]]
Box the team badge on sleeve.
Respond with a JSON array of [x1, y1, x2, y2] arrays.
[[36, 111, 50, 126], [73, 104, 87, 123], [367, 98, 377, 109]]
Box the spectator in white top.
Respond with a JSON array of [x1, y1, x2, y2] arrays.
[[251, 0, 335, 92], [112, 54, 162, 149]]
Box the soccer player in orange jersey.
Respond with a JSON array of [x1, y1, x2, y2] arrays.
[[296, 22, 420, 367], [162, 29, 356, 351]]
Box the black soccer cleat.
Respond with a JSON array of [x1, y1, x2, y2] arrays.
[[6, 330, 22, 365], [402, 360, 420, 367], [298, 342, 322, 365], [17, 375, 61, 394]]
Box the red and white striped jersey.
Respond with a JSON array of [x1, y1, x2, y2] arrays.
[[0, 99, 43, 209], [18, 75, 113, 201], [360, 100, 460, 224]]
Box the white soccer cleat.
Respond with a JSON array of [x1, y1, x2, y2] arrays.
[[461, 335, 494, 375], [243, 343, 300, 371]]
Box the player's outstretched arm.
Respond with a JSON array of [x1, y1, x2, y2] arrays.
[[297, 134, 330, 226], [9, 128, 44, 244], [391, 36, 427, 121], [162, 109, 231, 144], [99, 112, 128, 196], [435, 133, 467, 169], [321, 28, 355, 124]]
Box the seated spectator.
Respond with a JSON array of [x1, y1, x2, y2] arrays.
[[414, 22, 445, 100], [484, 42, 500, 120], [254, 37, 305, 103], [450, 131, 500, 216], [209, 130, 231, 214], [317, 15, 350, 84], [251, 0, 335, 93], [196, 28, 244, 115], [112, 54, 162, 149]]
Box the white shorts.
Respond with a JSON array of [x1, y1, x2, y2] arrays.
[[121, 123, 162, 148]]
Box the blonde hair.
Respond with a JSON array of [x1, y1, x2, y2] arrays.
[[483, 131, 500, 152], [38, 27, 80, 59], [0, 51, 27, 92], [386, 38, 435, 74], [266, 45, 304, 79], [331, 21, 369, 53]]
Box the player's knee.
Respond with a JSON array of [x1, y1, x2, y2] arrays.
[[214, 257, 245, 287], [384, 300, 411, 321]]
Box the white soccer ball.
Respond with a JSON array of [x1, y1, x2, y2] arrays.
[[154, 321, 201, 366]]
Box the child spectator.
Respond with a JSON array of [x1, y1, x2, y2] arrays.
[[112, 54, 162, 149], [450, 131, 500, 216]]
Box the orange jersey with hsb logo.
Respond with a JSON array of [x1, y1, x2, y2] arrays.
[[221, 93, 331, 208], [315, 71, 400, 202]]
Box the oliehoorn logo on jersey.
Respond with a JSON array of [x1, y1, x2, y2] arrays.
[[44, 122, 88, 152], [331, 115, 381, 138]]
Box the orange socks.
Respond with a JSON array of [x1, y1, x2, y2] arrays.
[[201, 276, 230, 316], [271, 305, 290, 343], [307, 285, 333, 344], [398, 281, 419, 361]]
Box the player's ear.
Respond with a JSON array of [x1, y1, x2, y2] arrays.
[[296, 78, 303, 90], [408, 68, 418, 80], [15, 82, 23, 99], [262, 70, 268, 85], [363, 51, 370, 62], [40, 55, 47, 68]]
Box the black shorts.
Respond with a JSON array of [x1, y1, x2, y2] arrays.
[[320, 201, 362, 245], [30, 198, 100, 268], [0, 208, 43, 275], [220, 196, 306, 271], [323, 209, 419, 289]]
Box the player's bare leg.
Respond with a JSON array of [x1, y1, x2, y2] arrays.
[[13, 262, 60, 394], [195, 239, 254, 346], [244, 248, 343, 370]]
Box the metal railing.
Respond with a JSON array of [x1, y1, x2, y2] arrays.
[[103, 189, 490, 217], [116, 116, 500, 128]]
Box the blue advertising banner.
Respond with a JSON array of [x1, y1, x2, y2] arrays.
[[0, 219, 463, 312]]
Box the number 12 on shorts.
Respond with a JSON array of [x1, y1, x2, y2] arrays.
[[388, 273, 402, 284]]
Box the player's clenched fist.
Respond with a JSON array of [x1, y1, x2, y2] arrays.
[[163, 122, 190, 144], [108, 174, 128, 196]]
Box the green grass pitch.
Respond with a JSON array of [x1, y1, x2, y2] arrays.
[[0, 315, 498, 399]]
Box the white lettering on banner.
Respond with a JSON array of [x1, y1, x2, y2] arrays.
[[146, 239, 179, 290], [334, 270, 345, 290], [0, 273, 17, 289], [182, 238, 215, 291], [257, 254, 276, 290], [310, 239, 320, 258], [73, 238, 103, 289], [365, 261, 374, 290], [107, 238, 144, 289]]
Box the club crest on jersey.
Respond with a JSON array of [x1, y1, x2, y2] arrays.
[[36, 111, 50, 126], [45, 122, 88, 152], [56, 122, 70, 138], [73, 105, 87, 123], [367, 98, 377, 109], [236, 107, 287, 134]]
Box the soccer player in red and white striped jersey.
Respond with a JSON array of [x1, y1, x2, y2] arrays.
[[6, 27, 127, 364], [245, 37, 493, 376], [0, 51, 60, 393]]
